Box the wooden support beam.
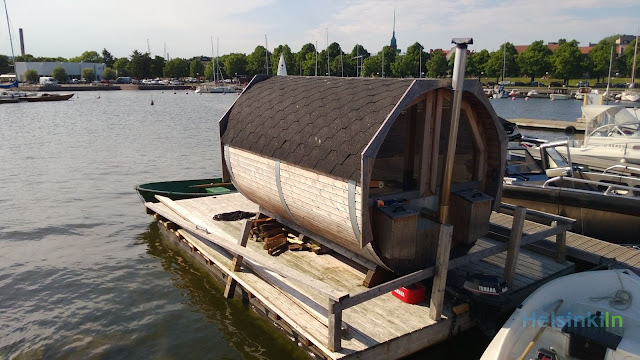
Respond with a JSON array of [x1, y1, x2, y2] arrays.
[[429, 224, 453, 321], [504, 206, 526, 287], [552, 220, 567, 263], [327, 293, 349, 352], [224, 220, 253, 298]]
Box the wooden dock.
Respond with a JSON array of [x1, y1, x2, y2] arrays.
[[509, 118, 585, 132], [143, 193, 577, 359], [490, 210, 640, 273]]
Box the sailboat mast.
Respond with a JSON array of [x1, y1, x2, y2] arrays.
[[326, 28, 330, 76], [211, 36, 217, 84], [315, 41, 318, 76], [216, 37, 220, 84], [631, 34, 638, 88], [3, 0, 16, 74], [501, 42, 506, 82], [605, 46, 613, 102], [265, 35, 269, 75]]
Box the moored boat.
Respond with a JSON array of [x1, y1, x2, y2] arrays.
[[20, 93, 74, 102], [503, 141, 640, 243], [134, 178, 236, 203], [481, 269, 640, 360]]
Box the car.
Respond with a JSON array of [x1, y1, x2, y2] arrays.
[[549, 81, 563, 87], [576, 80, 590, 87]]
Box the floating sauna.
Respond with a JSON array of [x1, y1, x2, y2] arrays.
[[219, 76, 507, 274]]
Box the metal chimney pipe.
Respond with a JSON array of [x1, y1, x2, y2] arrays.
[[438, 37, 473, 224], [19, 28, 25, 55]]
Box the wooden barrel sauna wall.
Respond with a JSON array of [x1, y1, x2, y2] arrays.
[[219, 75, 507, 273]]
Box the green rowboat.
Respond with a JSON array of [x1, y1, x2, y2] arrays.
[[134, 178, 236, 203]]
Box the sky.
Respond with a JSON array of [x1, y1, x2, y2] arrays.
[[1, 0, 639, 60]]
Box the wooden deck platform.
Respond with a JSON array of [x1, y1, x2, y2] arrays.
[[143, 193, 575, 360], [490, 211, 640, 273]]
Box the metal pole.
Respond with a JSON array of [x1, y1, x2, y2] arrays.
[[438, 38, 473, 224]]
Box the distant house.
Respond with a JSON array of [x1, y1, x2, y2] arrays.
[[14, 62, 106, 82]]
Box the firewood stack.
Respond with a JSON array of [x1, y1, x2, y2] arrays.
[[249, 218, 330, 256]]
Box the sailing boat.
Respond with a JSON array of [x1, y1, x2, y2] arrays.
[[492, 43, 509, 99], [195, 37, 237, 94], [277, 53, 287, 76], [620, 34, 639, 102]]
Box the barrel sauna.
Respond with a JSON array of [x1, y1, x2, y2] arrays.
[[219, 76, 507, 274]]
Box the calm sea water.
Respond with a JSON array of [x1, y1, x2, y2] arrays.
[[0, 90, 578, 359]]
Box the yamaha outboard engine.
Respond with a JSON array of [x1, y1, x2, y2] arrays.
[[463, 273, 512, 335]]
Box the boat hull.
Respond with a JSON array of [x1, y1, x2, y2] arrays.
[[502, 184, 640, 243], [21, 93, 74, 102], [134, 178, 236, 203]]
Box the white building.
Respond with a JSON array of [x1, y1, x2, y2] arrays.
[[14, 62, 106, 81]]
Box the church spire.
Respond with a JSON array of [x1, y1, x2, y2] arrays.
[[390, 7, 398, 52]]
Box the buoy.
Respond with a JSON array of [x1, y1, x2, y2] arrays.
[[511, 97, 516, 100], [173, 92, 176, 94], [525, 97, 530, 101], [151, 100, 154, 105], [551, 98, 555, 101]]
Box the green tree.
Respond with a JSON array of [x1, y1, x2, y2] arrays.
[[551, 40, 583, 85], [296, 43, 316, 75], [81, 67, 96, 81], [113, 57, 130, 77], [190, 59, 205, 79], [362, 55, 381, 77], [51, 66, 68, 83], [163, 58, 189, 78], [223, 53, 248, 78], [0, 54, 11, 74], [246, 45, 270, 76], [128, 50, 152, 79], [467, 49, 490, 78], [24, 69, 38, 83], [588, 39, 616, 82], [485, 42, 519, 83], [620, 38, 638, 78], [102, 67, 117, 80], [391, 42, 426, 78], [150, 56, 166, 78], [101, 49, 115, 67], [271, 44, 295, 75], [350, 44, 370, 77], [517, 40, 553, 83], [330, 52, 353, 77], [69, 50, 102, 63], [302, 48, 319, 76], [426, 49, 448, 78]]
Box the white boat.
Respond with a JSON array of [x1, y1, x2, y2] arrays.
[[549, 89, 572, 100], [508, 89, 521, 97], [195, 38, 239, 94], [481, 269, 640, 360], [558, 105, 640, 165], [620, 90, 640, 102], [574, 87, 593, 100], [526, 89, 540, 97]]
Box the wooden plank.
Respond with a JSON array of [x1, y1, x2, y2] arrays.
[[429, 224, 453, 321], [504, 207, 526, 287], [224, 220, 253, 298], [420, 93, 435, 197], [552, 220, 566, 263], [151, 197, 349, 301], [430, 89, 444, 194]]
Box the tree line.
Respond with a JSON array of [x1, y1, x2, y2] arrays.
[[1, 35, 637, 85]]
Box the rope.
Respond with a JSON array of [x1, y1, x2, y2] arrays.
[[589, 271, 633, 310]]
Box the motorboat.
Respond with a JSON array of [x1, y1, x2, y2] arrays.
[[508, 89, 521, 98], [574, 87, 593, 101], [20, 93, 74, 102], [620, 89, 640, 102], [503, 141, 640, 243], [549, 88, 572, 100], [195, 83, 239, 94], [481, 269, 640, 360], [557, 105, 640, 165]]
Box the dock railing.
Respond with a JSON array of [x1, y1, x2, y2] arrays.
[[151, 196, 573, 352]]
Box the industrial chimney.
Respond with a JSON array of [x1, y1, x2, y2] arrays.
[[19, 28, 25, 56]]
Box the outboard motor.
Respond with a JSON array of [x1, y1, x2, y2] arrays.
[[463, 273, 511, 335]]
